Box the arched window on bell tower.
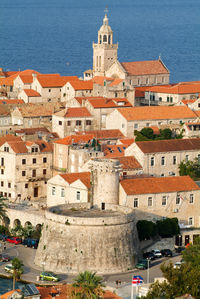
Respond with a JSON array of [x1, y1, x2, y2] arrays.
[[100, 35, 102, 44], [103, 35, 107, 43]]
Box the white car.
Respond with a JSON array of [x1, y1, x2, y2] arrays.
[[151, 249, 162, 258], [174, 260, 184, 269], [4, 263, 14, 273]]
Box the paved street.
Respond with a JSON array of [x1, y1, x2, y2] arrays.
[[0, 242, 182, 298]]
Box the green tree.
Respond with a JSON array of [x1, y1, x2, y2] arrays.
[[11, 257, 24, 290], [159, 128, 172, 140], [136, 220, 157, 241], [179, 157, 200, 180], [156, 218, 179, 238], [142, 280, 174, 299], [140, 128, 154, 140], [71, 271, 105, 299]]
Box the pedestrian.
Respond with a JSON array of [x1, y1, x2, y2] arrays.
[[116, 280, 119, 288], [118, 280, 121, 286], [3, 242, 6, 251]]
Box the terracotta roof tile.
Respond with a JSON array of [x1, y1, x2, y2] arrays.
[[54, 107, 92, 118], [87, 97, 132, 108], [77, 129, 125, 140], [0, 99, 24, 105], [121, 59, 169, 76], [149, 82, 200, 95], [103, 144, 127, 158], [120, 175, 200, 195], [114, 156, 142, 170], [119, 138, 134, 146], [0, 70, 40, 86], [92, 76, 113, 86], [18, 75, 34, 84], [60, 172, 91, 188], [36, 74, 78, 88], [0, 135, 22, 147], [182, 99, 197, 105], [109, 78, 123, 87], [118, 106, 196, 121], [23, 89, 41, 97], [1, 289, 21, 299], [54, 134, 95, 145], [37, 284, 121, 299], [69, 80, 93, 90], [15, 127, 50, 135], [136, 138, 200, 153]]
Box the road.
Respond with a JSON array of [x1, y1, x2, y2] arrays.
[[0, 242, 182, 297]]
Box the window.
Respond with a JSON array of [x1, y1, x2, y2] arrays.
[[159, 97, 162, 102], [146, 123, 150, 127], [162, 196, 167, 206], [148, 197, 153, 207], [1, 169, 4, 175], [161, 156, 165, 166], [86, 120, 91, 126], [59, 121, 62, 126], [189, 194, 194, 204], [1, 158, 4, 166], [134, 198, 138, 208], [122, 124, 125, 128], [61, 188, 65, 197], [76, 120, 81, 126], [52, 186, 56, 196], [43, 157, 47, 163], [22, 171, 26, 177], [167, 96, 170, 102], [176, 194, 181, 205], [1, 181, 3, 187], [185, 155, 189, 162], [150, 157, 155, 166], [22, 159, 26, 165], [43, 169, 46, 175], [76, 191, 80, 200], [31, 147, 38, 153], [188, 217, 193, 226], [115, 92, 118, 98], [103, 35, 107, 42], [170, 97, 173, 103], [4, 147, 9, 152], [67, 120, 71, 126], [134, 123, 138, 129], [32, 169, 36, 177], [8, 193, 11, 198], [8, 182, 11, 188], [25, 183, 28, 189], [48, 89, 51, 92], [173, 156, 176, 165], [32, 158, 36, 164]]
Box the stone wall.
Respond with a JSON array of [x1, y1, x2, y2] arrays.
[[34, 203, 139, 274]]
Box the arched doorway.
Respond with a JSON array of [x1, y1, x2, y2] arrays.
[[3, 217, 10, 228], [13, 219, 21, 228], [24, 221, 32, 228]]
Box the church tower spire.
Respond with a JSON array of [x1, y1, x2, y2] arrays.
[[93, 11, 118, 76]]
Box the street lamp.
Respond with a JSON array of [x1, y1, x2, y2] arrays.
[[41, 261, 45, 272], [147, 258, 150, 285]]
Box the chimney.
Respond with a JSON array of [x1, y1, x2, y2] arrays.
[[32, 73, 37, 81]]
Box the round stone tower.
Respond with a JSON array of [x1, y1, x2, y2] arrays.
[[90, 158, 121, 209]]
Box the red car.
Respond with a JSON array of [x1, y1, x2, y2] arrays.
[[6, 237, 22, 244]]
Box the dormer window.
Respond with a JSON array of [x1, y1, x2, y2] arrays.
[[4, 147, 9, 152], [31, 147, 38, 153]]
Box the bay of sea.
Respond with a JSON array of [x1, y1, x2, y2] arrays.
[[0, 0, 200, 83], [0, 277, 25, 294]]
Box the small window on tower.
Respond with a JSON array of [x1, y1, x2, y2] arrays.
[[103, 35, 107, 43]]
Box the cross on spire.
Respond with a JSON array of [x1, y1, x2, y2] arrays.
[[104, 6, 108, 15]]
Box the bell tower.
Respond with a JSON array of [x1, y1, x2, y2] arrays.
[[93, 11, 118, 76]]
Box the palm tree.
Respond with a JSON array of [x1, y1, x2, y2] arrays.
[[71, 270, 105, 299], [0, 197, 7, 222], [11, 257, 24, 290]]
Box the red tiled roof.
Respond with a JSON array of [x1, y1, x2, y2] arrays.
[[69, 80, 93, 90], [103, 144, 127, 158], [15, 127, 50, 135], [37, 284, 121, 299], [23, 89, 41, 97], [182, 99, 197, 105], [0, 69, 40, 86], [37, 74, 78, 88], [54, 107, 92, 118], [54, 134, 95, 145], [109, 78, 123, 87], [92, 76, 113, 86], [18, 75, 34, 84], [0, 99, 24, 105], [136, 138, 200, 153], [77, 129, 125, 140], [1, 290, 21, 299], [121, 59, 169, 76], [60, 172, 91, 188], [87, 97, 132, 108], [148, 82, 200, 95], [118, 106, 196, 121], [120, 175, 200, 195], [119, 138, 134, 146], [0, 134, 22, 147], [114, 156, 142, 170]]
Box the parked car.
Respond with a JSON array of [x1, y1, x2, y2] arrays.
[[151, 249, 162, 258], [135, 259, 149, 270], [175, 246, 185, 253], [23, 238, 39, 249], [0, 254, 11, 262], [143, 252, 155, 260], [161, 249, 173, 257], [7, 237, 22, 245], [173, 261, 184, 269], [0, 234, 9, 241], [4, 263, 14, 273], [40, 271, 60, 282]]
